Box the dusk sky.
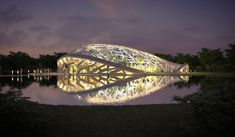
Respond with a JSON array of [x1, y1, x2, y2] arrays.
[[0, 0, 235, 57]]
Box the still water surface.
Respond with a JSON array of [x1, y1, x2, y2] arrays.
[[0, 74, 204, 105]]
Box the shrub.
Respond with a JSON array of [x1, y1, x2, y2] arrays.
[[174, 78, 235, 137], [0, 90, 51, 137]]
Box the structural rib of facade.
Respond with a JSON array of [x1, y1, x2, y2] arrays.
[[57, 44, 189, 75]]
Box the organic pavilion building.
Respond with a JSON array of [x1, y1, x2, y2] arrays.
[[57, 44, 189, 75]]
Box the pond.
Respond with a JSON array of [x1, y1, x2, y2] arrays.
[[0, 74, 232, 105]]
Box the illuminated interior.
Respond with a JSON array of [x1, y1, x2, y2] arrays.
[[57, 44, 190, 104], [57, 56, 135, 75], [57, 44, 189, 74]]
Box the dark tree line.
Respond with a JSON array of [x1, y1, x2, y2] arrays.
[[0, 44, 235, 74], [155, 44, 235, 72], [0, 52, 66, 74]]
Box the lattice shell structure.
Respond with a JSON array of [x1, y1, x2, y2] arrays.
[[57, 44, 189, 75]]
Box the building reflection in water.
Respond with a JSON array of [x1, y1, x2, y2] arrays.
[[57, 75, 189, 104]]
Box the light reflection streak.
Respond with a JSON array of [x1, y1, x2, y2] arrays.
[[57, 75, 189, 104]]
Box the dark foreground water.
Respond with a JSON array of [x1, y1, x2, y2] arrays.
[[0, 74, 232, 105]]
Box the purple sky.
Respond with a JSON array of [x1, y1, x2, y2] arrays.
[[0, 0, 235, 57]]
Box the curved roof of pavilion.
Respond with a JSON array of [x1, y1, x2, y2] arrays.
[[57, 44, 189, 74]]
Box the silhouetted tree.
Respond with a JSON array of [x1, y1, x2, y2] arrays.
[[174, 77, 235, 137], [38, 52, 67, 70], [224, 44, 235, 72], [0, 52, 37, 74], [0, 52, 67, 74], [197, 48, 226, 72], [174, 53, 200, 71], [154, 53, 174, 62]]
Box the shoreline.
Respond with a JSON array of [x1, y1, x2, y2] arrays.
[[1, 72, 235, 77]]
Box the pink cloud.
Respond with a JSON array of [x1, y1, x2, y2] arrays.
[[90, 0, 119, 18]]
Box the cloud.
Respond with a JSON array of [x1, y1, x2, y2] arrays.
[[55, 15, 199, 54], [183, 25, 204, 33], [56, 15, 141, 45], [89, 0, 135, 19], [29, 25, 51, 32], [0, 4, 33, 25], [0, 30, 27, 48], [90, 0, 118, 18]]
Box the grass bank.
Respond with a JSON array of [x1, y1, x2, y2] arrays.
[[43, 104, 188, 137]]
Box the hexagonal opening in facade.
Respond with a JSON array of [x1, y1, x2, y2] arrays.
[[57, 44, 189, 75]]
